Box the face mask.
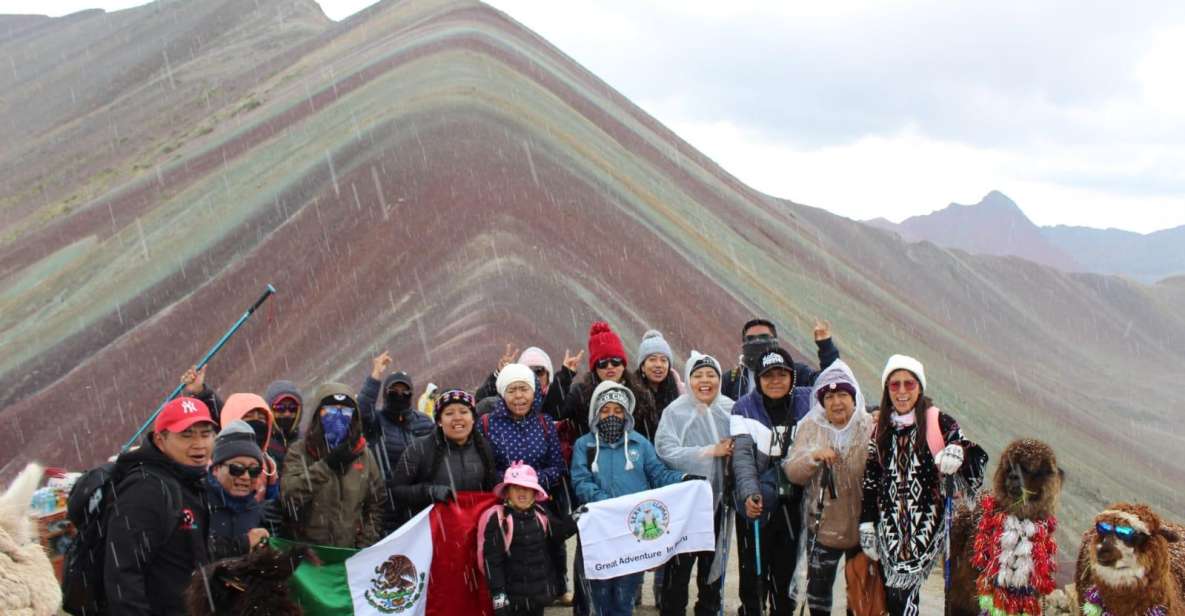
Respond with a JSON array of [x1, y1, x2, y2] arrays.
[[275, 416, 298, 437], [384, 391, 412, 417], [597, 415, 625, 444], [320, 407, 353, 449], [245, 419, 269, 447], [742, 338, 778, 372]]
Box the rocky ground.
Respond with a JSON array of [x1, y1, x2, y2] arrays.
[[544, 536, 957, 615]]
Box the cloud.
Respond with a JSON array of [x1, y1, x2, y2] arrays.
[[487, 0, 1185, 232]]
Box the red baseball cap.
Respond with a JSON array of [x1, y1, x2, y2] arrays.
[[154, 397, 215, 434]]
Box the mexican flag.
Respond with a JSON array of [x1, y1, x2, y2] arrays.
[[273, 491, 500, 616]]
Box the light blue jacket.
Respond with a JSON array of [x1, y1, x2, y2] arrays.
[[571, 429, 686, 504]]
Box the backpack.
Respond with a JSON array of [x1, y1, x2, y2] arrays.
[[475, 503, 550, 576], [61, 462, 182, 616]]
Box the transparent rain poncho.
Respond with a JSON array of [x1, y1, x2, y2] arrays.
[[653, 351, 735, 582], [653, 351, 734, 501]]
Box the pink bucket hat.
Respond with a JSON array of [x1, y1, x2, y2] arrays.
[[493, 461, 549, 502]]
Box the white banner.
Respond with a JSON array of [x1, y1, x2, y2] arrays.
[[345, 505, 434, 615], [577, 480, 715, 580]]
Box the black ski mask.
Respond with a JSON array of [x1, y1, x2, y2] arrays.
[[274, 416, 298, 437], [245, 419, 269, 447], [384, 390, 413, 420], [741, 337, 778, 373]]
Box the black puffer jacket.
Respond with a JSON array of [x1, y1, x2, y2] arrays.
[[633, 368, 681, 441], [104, 436, 210, 616], [482, 504, 577, 606], [387, 427, 498, 525]]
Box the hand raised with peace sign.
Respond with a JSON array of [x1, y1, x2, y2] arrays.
[[497, 343, 520, 372]]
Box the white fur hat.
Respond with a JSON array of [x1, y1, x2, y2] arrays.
[[881, 354, 926, 391]]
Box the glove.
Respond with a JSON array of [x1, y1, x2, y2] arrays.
[[325, 441, 357, 473], [859, 522, 879, 562], [427, 485, 453, 502], [682, 474, 707, 482], [571, 505, 589, 523], [935, 444, 965, 475], [491, 592, 509, 616]]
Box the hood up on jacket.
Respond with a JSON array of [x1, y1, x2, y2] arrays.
[[264, 379, 304, 439], [303, 382, 363, 459], [587, 380, 637, 473], [803, 360, 867, 454], [221, 393, 274, 452]]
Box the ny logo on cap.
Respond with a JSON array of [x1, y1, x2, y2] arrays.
[[761, 353, 782, 367], [181, 400, 199, 414]]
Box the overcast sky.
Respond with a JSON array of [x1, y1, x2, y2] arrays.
[[12, 0, 1185, 233]]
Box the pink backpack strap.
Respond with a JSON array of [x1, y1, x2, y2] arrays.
[[476, 505, 512, 576], [924, 405, 945, 459]]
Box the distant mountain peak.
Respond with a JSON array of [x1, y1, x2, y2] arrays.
[[882, 191, 1081, 271], [976, 190, 1022, 212]]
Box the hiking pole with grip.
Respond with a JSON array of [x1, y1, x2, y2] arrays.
[[121, 284, 276, 452], [943, 474, 957, 593]]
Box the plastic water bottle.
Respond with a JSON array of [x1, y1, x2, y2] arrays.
[[30, 488, 56, 514]]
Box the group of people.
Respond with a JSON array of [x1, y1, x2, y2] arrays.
[[88, 317, 987, 616]]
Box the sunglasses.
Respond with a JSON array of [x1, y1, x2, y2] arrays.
[[272, 400, 299, 414], [595, 357, 624, 369], [321, 404, 355, 417], [743, 333, 775, 343], [1096, 521, 1148, 546], [226, 462, 263, 478], [531, 367, 549, 376], [887, 380, 918, 393]]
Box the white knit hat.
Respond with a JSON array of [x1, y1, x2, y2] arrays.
[[496, 363, 536, 398], [881, 354, 927, 391]]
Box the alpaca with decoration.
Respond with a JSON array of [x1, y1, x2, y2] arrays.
[[947, 439, 1065, 616], [1075, 503, 1185, 616]]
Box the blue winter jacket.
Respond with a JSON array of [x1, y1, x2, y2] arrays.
[[570, 431, 685, 505], [480, 387, 567, 492]]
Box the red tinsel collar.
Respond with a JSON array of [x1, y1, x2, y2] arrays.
[[970, 494, 1058, 616]]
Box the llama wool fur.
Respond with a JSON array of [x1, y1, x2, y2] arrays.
[[948, 439, 1064, 616], [0, 463, 62, 616], [1076, 503, 1185, 616], [185, 544, 314, 616]]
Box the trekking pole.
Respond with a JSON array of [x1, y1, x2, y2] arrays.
[[943, 474, 956, 592], [121, 284, 277, 452], [754, 517, 764, 616]]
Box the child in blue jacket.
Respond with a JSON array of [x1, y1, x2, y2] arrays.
[[570, 380, 694, 616]]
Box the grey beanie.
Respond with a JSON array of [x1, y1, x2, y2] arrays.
[[213, 420, 264, 465], [636, 329, 673, 363]]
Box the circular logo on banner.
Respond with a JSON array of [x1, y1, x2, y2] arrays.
[[365, 555, 426, 613], [627, 499, 670, 542]]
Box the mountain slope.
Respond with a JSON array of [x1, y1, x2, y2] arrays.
[[1043, 224, 1185, 283], [0, 0, 1181, 564]]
